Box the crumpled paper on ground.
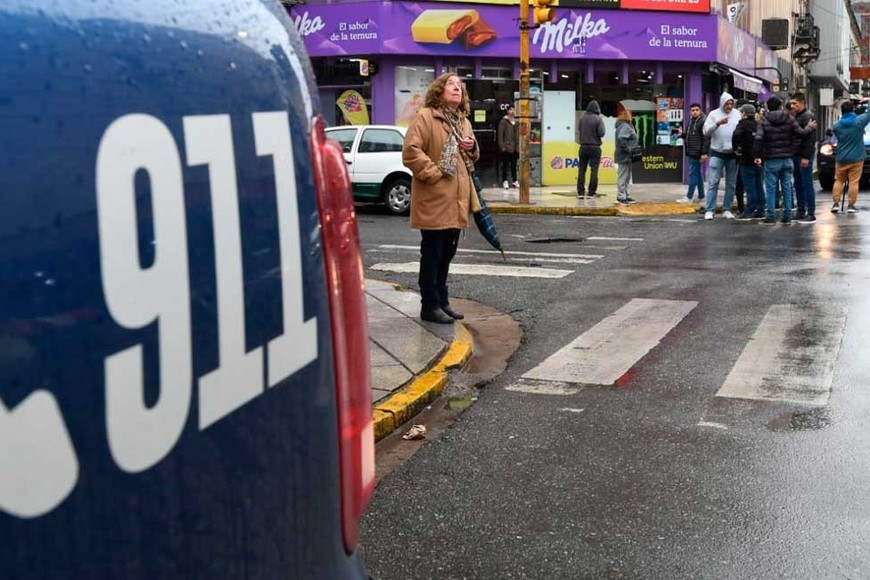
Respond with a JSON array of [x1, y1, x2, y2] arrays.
[[402, 425, 427, 440]]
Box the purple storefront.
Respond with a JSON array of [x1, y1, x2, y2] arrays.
[[291, 1, 778, 187]]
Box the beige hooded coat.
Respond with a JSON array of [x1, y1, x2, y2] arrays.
[[403, 107, 479, 230]]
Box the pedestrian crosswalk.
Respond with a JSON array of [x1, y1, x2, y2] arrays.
[[506, 301, 847, 409], [368, 242, 848, 410], [714, 304, 846, 406], [370, 262, 573, 279], [521, 299, 698, 385], [368, 244, 617, 279]]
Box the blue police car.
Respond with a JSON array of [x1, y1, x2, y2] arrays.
[[0, 1, 373, 577]]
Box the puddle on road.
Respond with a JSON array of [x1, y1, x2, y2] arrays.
[[447, 397, 476, 410], [767, 407, 832, 432]]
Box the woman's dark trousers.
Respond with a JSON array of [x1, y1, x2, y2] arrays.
[[419, 229, 460, 312]]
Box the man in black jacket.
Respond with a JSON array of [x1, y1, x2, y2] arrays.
[[576, 99, 605, 198], [732, 104, 763, 219], [754, 96, 817, 225], [788, 93, 817, 221], [679, 102, 708, 203]]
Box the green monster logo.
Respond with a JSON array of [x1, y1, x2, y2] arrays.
[[633, 113, 654, 150]]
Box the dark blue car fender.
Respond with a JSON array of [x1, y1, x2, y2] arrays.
[[0, 1, 368, 577]]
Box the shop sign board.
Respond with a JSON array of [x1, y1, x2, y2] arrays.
[[292, 2, 717, 61], [403, 0, 710, 11], [717, 16, 764, 76], [619, 0, 710, 12]]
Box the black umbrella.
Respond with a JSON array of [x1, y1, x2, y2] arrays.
[[471, 174, 506, 261]]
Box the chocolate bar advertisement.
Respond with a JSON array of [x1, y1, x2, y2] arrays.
[[292, 2, 717, 61]]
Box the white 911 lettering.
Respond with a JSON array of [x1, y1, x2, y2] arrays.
[[0, 110, 318, 519]]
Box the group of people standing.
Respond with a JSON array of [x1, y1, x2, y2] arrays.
[[576, 99, 641, 205], [683, 91, 868, 224]]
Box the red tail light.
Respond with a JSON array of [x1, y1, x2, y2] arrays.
[[310, 116, 374, 552]]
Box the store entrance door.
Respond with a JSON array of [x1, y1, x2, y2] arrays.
[[468, 99, 501, 188]]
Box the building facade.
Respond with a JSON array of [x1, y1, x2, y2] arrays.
[[291, 1, 780, 186]]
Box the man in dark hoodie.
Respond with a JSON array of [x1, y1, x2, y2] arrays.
[[831, 100, 870, 213], [576, 99, 606, 198], [732, 103, 762, 219], [754, 96, 817, 225], [788, 93, 817, 221]]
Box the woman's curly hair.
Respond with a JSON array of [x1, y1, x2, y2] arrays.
[[424, 72, 461, 110]]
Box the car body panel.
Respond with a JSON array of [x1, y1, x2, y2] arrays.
[[816, 123, 870, 190], [0, 1, 366, 578], [326, 125, 412, 211]]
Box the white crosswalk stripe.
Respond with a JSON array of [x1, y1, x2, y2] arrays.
[[373, 244, 604, 260], [715, 304, 846, 406], [518, 299, 698, 386], [369, 244, 618, 278], [369, 262, 573, 279]]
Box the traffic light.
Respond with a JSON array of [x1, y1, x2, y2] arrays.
[[533, 0, 555, 26]]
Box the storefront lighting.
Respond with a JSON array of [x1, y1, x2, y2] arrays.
[[424, 68, 434, 73], [560, 74, 568, 79]]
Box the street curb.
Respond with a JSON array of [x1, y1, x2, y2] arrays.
[[488, 203, 701, 217], [372, 322, 473, 442]]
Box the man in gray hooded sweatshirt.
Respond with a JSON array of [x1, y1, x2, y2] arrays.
[[576, 99, 606, 198], [702, 92, 741, 220]]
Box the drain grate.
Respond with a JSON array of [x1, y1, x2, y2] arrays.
[[525, 237, 585, 244]]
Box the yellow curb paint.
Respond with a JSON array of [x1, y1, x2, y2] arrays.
[[616, 203, 700, 216], [372, 322, 473, 442], [489, 206, 618, 217], [436, 323, 473, 370], [487, 203, 701, 217], [373, 409, 395, 441]]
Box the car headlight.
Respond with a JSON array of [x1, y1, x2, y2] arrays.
[[820, 144, 834, 156]]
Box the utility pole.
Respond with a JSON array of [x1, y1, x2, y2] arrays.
[[518, 0, 554, 205], [518, 0, 531, 204]]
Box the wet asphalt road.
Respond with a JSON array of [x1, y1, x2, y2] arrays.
[[355, 202, 870, 579]]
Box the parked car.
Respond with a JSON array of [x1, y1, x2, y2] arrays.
[[0, 1, 373, 578], [817, 122, 870, 191], [326, 125, 413, 215]]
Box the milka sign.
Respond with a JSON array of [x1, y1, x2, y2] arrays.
[[294, 10, 325, 37], [532, 13, 610, 55]]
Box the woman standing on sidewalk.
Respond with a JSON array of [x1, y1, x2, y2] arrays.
[[403, 72, 479, 324], [614, 108, 639, 204]]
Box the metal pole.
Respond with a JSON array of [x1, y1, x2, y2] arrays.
[[518, 0, 530, 204]]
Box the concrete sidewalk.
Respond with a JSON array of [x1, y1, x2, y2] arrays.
[[481, 181, 705, 216], [366, 279, 472, 441]]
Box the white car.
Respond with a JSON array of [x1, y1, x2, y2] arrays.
[[326, 125, 413, 215]]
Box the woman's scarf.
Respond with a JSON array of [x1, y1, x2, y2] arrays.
[[439, 106, 476, 177]]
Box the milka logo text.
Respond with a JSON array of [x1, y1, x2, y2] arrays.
[[532, 14, 610, 54], [294, 11, 325, 37]]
